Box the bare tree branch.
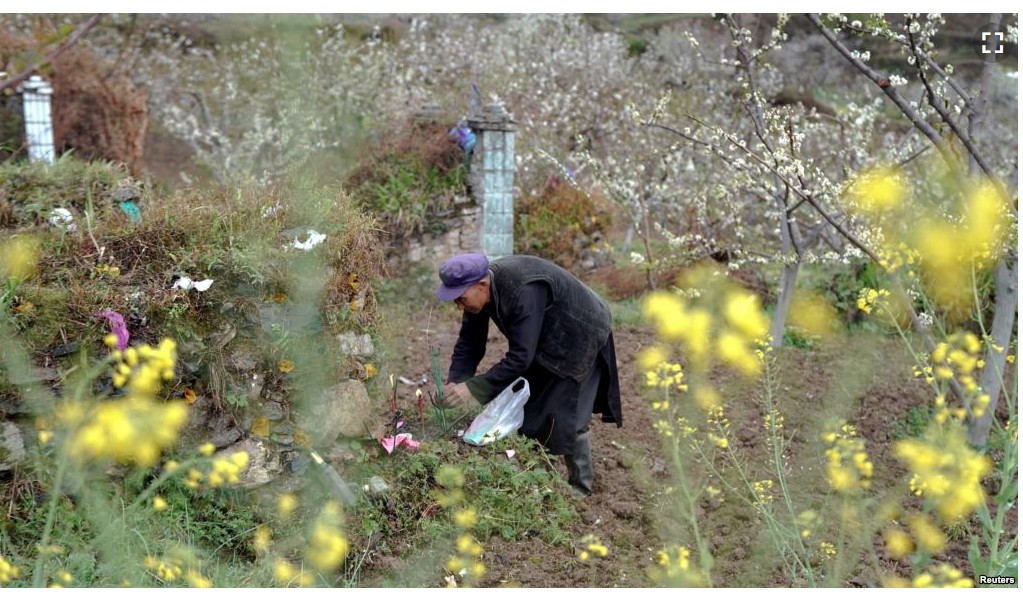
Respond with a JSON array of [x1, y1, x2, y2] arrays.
[[905, 15, 998, 180], [897, 143, 932, 167], [840, 20, 974, 104], [806, 14, 962, 174]]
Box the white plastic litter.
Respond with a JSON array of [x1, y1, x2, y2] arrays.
[[293, 230, 326, 251], [48, 208, 77, 232]]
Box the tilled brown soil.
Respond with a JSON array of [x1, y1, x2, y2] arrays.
[[377, 316, 662, 587], [374, 309, 1012, 588]]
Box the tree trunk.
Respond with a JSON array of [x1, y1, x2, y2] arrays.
[[964, 13, 1012, 447], [770, 261, 801, 348], [621, 223, 635, 254], [640, 197, 655, 291], [968, 13, 1001, 177], [969, 254, 1018, 447]]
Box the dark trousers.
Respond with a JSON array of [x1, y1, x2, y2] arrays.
[[575, 353, 603, 434], [521, 335, 611, 455]]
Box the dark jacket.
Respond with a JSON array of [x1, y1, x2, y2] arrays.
[[447, 255, 622, 451]]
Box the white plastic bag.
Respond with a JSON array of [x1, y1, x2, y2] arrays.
[[462, 377, 530, 446]]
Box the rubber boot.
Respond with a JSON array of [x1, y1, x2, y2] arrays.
[[564, 430, 594, 497]]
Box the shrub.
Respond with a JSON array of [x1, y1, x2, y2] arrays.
[[344, 120, 469, 241], [515, 177, 612, 268]]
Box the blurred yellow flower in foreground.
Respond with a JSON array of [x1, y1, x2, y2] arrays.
[[577, 534, 609, 561], [846, 166, 907, 215], [206, 451, 250, 487], [277, 493, 298, 518], [0, 554, 21, 583], [0, 235, 40, 280], [253, 526, 272, 554], [788, 290, 838, 339], [883, 562, 974, 588], [273, 559, 314, 587], [69, 396, 188, 468], [821, 421, 873, 493], [641, 266, 768, 380], [895, 423, 992, 523], [111, 339, 177, 397], [304, 501, 348, 572]]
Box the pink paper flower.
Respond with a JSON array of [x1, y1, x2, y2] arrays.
[[379, 433, 420, 454], [95, 309, 129, 351]]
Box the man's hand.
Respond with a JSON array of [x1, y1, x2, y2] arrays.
[[441, 382, 475, 408]]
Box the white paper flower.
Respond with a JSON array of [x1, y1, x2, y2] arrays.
[[293, 230, 326, 251], [48, 208, 77, 232], [172, 276, 214, 292]]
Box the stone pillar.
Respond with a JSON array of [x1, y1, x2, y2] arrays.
[[18, 75, 55, 164], [467, 102, 516, 259]]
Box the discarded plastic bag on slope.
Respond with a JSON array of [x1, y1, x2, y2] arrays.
[[462, 377, 529, 446]]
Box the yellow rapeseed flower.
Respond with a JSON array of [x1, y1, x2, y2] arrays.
[[206, 451, 250, 487], [908, 514, 946, 555], [883, 528, 914, 559], [846, 166, 907, 215], [821, 421, 872, 493], [649, 545, 703, 586], [693, 386, 720, 412], [277, 493, 298, 518], [716, 330, 762, 378], [273, 559, 314, 587], [0, 555, 22, 584], [645, 361, 686, 390], [788, 290, 838, 339], [682, 308, 713, 368], [456, 534, 483, 557], [305, 501, 348, 572], [856, 287, 891, 315], [469, 561, 485, 578], [642, 291, 689, 343], [722, 291, 769, 340], [454, 507, 478, 529], [907, 563, 973, 588], [962, 181, 1009, 265], [69, 397, 188, 468], [254, 526, 272, 554], [153, 496, 168, 512], [184, 570, 212, 588], [0, 235, 41, 280], [578, 534, 608, 561], [895, 423, 993, 522], [752, 480, 774, 506], [637, 345, 669, 370]]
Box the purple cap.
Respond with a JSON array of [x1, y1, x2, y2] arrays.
[[435, 253, 489, 301]]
